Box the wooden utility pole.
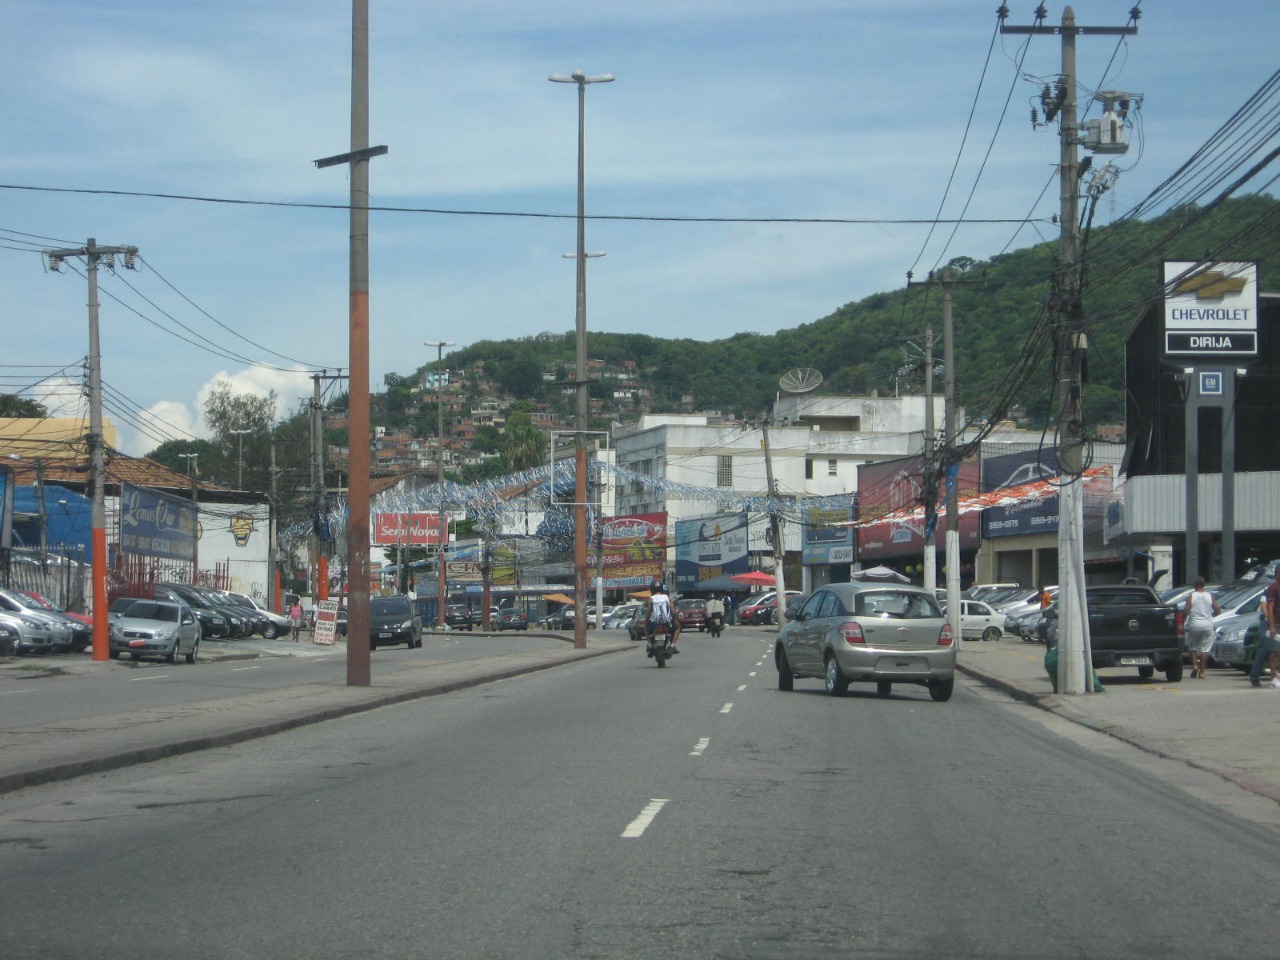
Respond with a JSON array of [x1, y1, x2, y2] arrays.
[[315, 0, 388, 686]]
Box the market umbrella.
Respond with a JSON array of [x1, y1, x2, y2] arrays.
[[541, 593, 576, 604], [850, 565, 911, 583], [730, 571, 778, 586]]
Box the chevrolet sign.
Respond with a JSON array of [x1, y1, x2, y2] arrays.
[[1163, 261, 1258, 358]]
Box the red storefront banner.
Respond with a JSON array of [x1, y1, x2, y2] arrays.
[[854, 455, 980, 560], [372, 512, 445, 546]]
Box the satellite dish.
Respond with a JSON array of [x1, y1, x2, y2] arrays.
[[779, 368, 824, 394]]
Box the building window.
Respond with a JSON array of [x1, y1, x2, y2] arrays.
[[805, 459, 814, 480], [828, 459, 838, 477], [717, 455, 732, 487]]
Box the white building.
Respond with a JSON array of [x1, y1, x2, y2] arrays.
[[613, 396, 952, 583]]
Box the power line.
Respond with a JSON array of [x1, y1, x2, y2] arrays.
[[0, 182, 1044, 227]]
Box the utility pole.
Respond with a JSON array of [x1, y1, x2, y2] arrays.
[[424, 340, 454, 629], [269, 439, 280, 613], [908, 268, 980, 632], [43, 238, 138, 663], [942, 271, 961, 644], [178, 452, 199, 584], [1002, 5, 1138, 694], [760, 413, 785, 622], [315, 0, 388, 686]]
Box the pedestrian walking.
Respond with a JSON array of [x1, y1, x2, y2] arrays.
[[289, 600, 304, 642], [1183, 577, 1220, 679], [1249, 568, 1280, 687]]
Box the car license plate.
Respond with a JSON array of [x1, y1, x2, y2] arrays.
[[379, 632, 392, 638], [1120, 656, 1151, 666]]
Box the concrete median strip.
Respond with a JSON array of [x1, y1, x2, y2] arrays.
[[0, 638, 632, 796]]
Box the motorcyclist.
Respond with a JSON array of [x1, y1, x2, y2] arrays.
[[644, 581, 679, 655], [704, 594, 724, 634]]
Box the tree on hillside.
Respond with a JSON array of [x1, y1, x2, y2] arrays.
[[504, 404, 546, 472], [497, 356, 543, 400]]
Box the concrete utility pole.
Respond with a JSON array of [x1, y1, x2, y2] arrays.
[[43, 238, 138, 662], [178, 452, 199, 584], [315, 0, 388, 686], [907, 268, 979, 633], [760, 414, 786, 622], [549, 68, 613, 650], [1001, 6, 1137, 694], [424, 340, 454, 628]]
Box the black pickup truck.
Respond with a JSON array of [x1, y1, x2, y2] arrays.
[[1047, 585, 1182, 682]]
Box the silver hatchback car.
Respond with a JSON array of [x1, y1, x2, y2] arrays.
[[776, 582, 956, 701]]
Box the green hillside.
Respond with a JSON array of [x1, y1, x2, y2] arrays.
[[423, 194, 1280, 434]]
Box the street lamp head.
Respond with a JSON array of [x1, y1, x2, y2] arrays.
[[549, 71, 614, 85]]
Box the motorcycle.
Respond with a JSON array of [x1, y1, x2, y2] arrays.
[[647, 621, 673, 667], [707, 612, 723, 638]]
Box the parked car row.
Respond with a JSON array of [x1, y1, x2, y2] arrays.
[[0, 587, 84, 654]]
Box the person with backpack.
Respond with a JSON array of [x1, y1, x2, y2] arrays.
[[644, 582, 680, 654]]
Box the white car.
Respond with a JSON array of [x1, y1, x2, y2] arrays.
[[951, 599, 1007, 641]]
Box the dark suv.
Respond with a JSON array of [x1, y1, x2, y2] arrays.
[[370, 595, 422, 650], [445, 604, 475, 631]]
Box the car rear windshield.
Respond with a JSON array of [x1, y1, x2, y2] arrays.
[[854, 591, 941, 619]]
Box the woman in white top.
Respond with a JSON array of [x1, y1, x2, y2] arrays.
[[1183, 577, 1221, 679]]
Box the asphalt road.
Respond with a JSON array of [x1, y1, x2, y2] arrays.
[[2, 630, 1278, 959]]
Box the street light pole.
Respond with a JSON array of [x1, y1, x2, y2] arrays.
[[424, 340, 454, 628], [178, 452, 199, 584], [230, 428, 251, 489], [549, 68, 613, 650]]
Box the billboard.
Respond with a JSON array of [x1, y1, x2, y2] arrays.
[[855, 455, 980, 560], [1163, 260, 1258, 357], [674, 512, 750, 589], [597, 512, 667, 587], [802, 497, 854, 566], [372, 512, 445, 546], [980, 448, 1060, 538], [118, 482, 198, 562]]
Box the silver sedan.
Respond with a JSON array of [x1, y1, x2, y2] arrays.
[[109, 600, 201, 664], [775, 582, 956, 701]]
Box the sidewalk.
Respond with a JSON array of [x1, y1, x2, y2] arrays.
[[956, 635, 1280, 804], [0, 630, 632, 796]]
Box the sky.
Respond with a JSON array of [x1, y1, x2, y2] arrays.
[[2, 1, 1277, 457]]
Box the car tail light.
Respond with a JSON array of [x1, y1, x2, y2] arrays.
[[839, 621, 865, 644], [938, 623, 954, 646]]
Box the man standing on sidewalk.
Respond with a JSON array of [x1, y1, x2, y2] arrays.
[[1248, 569, 1280, 687]]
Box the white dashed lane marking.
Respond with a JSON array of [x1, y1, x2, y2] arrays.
[[690, 737, 710, 756], [720, 702, 734, 714], [621, 798, 670, 838]]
